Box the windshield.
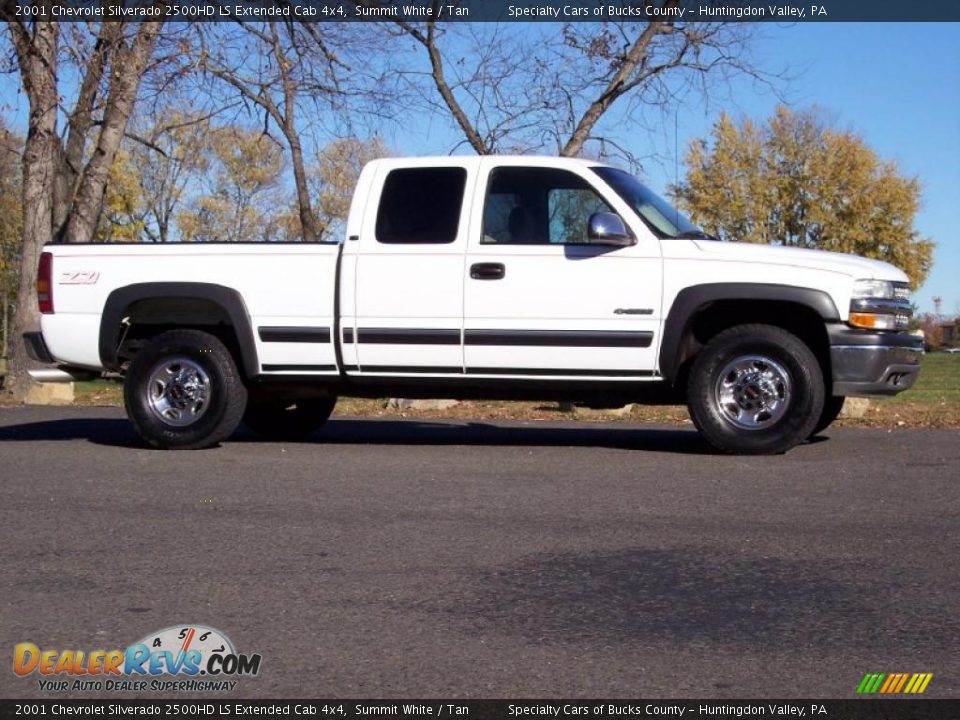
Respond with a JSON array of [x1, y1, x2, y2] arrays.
[[591, 166, 707, 239]]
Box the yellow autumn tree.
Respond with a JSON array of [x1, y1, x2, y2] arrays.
[[95, 148, 146, 243], [274, 136, 390, 243], [313, 136, 388, 241], [672, 105, 935, 287], [177, 126, 285, 243], [130, 112, 213, 243]]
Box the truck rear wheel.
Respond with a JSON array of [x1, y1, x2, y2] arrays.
[[124, 329, 247, 450], [243, 397, 337, 440], [686, 324, 824, 455]]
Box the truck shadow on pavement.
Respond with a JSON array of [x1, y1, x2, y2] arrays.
[[0, 415, 830, 454], [0, 416, 721, 454], [301, 418, 723, 454]]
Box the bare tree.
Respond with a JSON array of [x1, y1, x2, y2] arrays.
[[129, 111, 216, 243], [389, 18, 555, 154], [392, 9, 776, 164], [0, 13, 172, 396], [195, 21, 380, 243]]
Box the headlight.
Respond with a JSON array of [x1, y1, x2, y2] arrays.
[[852, 279, 896, 299], [849, 279, 911, 330]]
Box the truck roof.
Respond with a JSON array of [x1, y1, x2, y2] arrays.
[[363, 155, 608, 171]]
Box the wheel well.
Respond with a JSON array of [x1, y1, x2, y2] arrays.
[[670, 300, 831, 393], [114, 298, 244, 372]]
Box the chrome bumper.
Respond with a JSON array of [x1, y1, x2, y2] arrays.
[[23, 332, 99, 382], [828, 325, 922, 397]]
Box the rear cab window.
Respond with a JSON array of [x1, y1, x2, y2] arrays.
[[375, 167, 467, 244]]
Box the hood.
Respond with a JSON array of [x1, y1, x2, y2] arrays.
[[690, 241, 909, 282]]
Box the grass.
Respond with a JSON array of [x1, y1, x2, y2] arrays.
[[7, 353, 960, 428], [860, 353, 960, 428], [874, 353, 960, 405], [73, 378, 124, 406]]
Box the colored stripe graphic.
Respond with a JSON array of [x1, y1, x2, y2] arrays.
[[857, 672, 932, 694], [881, 673, 904, 693]]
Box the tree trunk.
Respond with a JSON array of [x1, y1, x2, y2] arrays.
[[5, 21, 59, 399], [288, 132, 320, 243], [6, 21, 163, 397], [561, 21, 664, 158], [396, 18, 489, 155], [53, 25, 119, 237], [2, 293, 8, 359], [64, 23, 164, 244], [274, 26, 320, 244]]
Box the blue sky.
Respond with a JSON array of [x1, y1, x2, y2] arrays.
[[2, 22, 957, 314], [389, 22, 959, 315], [660, 22, 959, 316]]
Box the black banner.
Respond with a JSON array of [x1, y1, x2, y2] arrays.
[[10, 0, 960, 22], [2, 700, 960, 720]]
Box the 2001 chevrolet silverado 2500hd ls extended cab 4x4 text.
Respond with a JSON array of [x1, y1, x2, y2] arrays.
[[24, 156, 922, 453]]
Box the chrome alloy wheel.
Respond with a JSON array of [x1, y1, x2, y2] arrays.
[[146, 357, 212, 427], [714, 354, 792, 430]]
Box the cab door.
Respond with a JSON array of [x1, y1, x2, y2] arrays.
[[463, 159, 662, 378], [346, 162, 473, 375]]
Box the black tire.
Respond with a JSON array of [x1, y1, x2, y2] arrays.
[[124, 329, 247, 450], [243, 397, 336, 440], [811, 396, 846, 437], [686, 323, 825, 455]]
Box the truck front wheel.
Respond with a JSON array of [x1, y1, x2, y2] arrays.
[[124, 329, 247, 450], [686, 324, 825, 455], [812, 396, 846, 436], [243, 397, 337, 441]]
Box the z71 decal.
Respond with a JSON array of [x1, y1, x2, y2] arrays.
[[59, 271, 100, 285]]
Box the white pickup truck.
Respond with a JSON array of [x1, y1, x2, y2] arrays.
[[24, 156, 921, 453]]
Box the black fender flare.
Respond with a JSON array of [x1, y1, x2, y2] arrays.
[[659, 283, 841, 384], [99, 282, 259, 377]]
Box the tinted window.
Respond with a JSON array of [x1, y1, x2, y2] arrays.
[[482, 167, 614, 244], [375, 167, 467, 244]]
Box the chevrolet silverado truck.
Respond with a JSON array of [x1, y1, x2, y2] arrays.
[[24, 156, 921, 453]]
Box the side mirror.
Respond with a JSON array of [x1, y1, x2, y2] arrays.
[[587, 212, 634, 247]]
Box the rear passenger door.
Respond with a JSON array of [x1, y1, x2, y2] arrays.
[[348, 162, 472, 375]]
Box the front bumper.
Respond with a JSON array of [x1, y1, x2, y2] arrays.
[[828, 325, 922, 396]]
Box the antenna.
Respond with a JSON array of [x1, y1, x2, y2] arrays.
[[674, 109, 680, 228]]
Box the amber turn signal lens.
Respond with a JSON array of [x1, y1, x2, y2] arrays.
[[849, 312, 897, 330]]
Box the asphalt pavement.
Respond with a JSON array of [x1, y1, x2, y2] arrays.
[[0, 406, 957, 699]]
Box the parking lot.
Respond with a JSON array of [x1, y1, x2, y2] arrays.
[[1, 406, 958, 698]]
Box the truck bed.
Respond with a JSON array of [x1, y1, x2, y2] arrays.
[[40, 242, 341, 372]]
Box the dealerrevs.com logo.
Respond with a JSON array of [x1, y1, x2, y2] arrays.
[[13, 625, 261, 693]]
